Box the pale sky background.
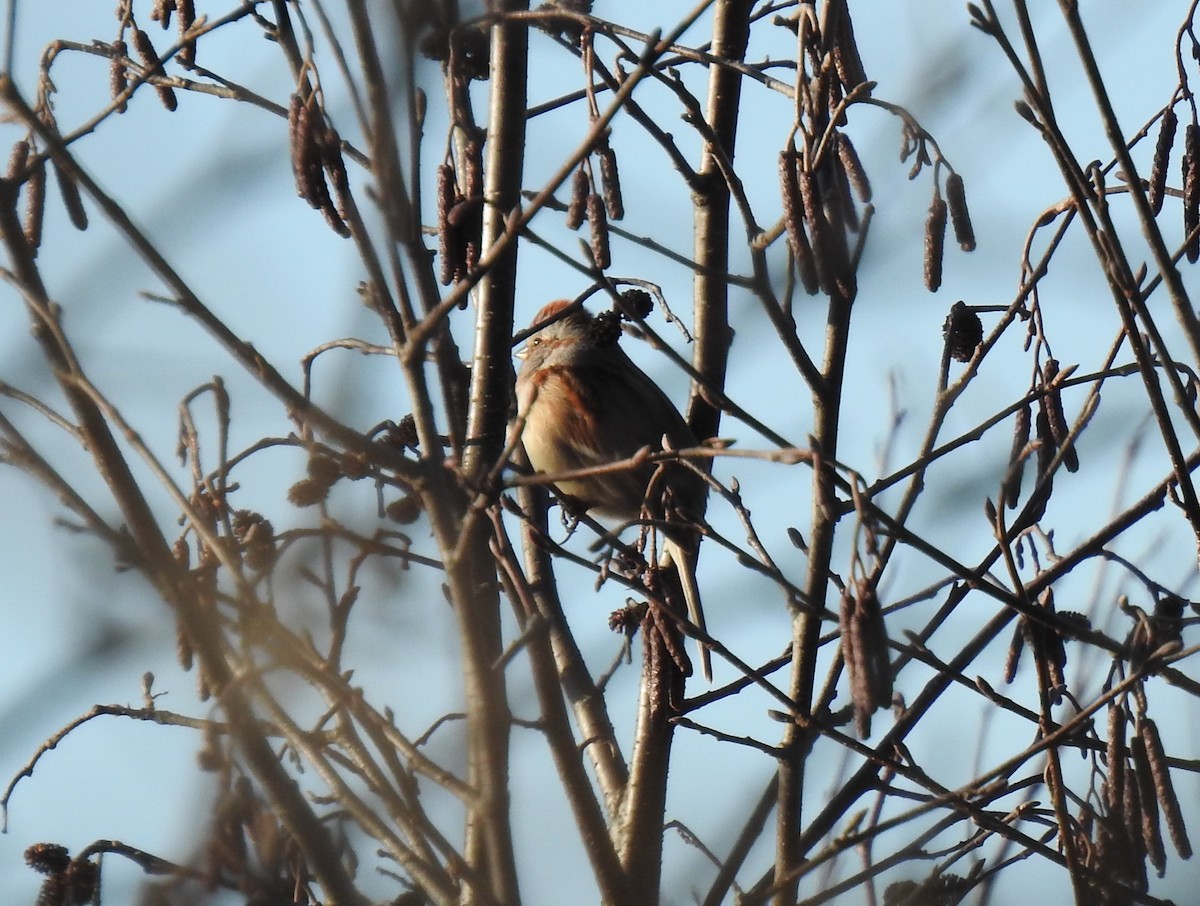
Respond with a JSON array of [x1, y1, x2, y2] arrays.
[[0, 2, 1196, 903]]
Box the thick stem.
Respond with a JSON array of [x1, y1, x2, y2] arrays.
[[450, 4, 531, 903]]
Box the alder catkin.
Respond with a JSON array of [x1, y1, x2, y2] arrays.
[[131, 28, 177, 111], [23, 154, 45, 254], [566, 165, 589, 230], [177, 0, 197, 67], [1003, 404, 1031, 509], [587, 192, 610, 269], [779, 150, 818, 294], [1149, 107, 1177, 216], [946, 172, 976, 251], [837, 133, 871, 202], [110, 40, 129, 113], [52, 161, 88, 231], [1131, 728, 1167, 875], [1003, 619, 1024, 684], [598, 145, 624, 221], [1140, 717, 1192, 859], [1105, 702, 1127, 810], [799, 164, 837, 296], [6, 139, 28, 178], [924, 193, 947, 292], [830, 6, 867, 91], [1041, 359, 1079, 472], [1183, 122, 1200, 263], [437, 163, 464, 285]]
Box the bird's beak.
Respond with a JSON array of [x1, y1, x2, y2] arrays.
[[514, 346, 528, 361]]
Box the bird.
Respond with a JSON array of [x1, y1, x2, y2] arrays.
[[514, 299, 712, 680]]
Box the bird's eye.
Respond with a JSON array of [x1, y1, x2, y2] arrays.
[[531, 337, 542, 347]]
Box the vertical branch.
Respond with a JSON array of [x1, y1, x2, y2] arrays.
[[776, 2, 860, 900], [451, 3, 530, 903], [686, 0, 751, 444], [614, 3, 752, 902]]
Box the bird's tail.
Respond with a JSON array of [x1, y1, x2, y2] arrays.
[[664, 536, 711, 681]]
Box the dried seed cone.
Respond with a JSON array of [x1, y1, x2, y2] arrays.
[[1184, 122, 1200, 263], [1140, 717, 1192, 859], [942, 300, 982, 362], [946, 172, 976, 251], [924, 194, 947, 292], [1149, 108, 1177, 216], [587, 192, 610, 269], [779, 150, 819, 294]]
